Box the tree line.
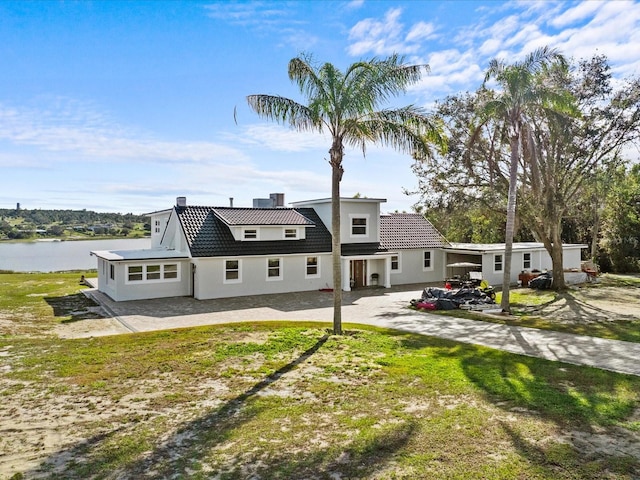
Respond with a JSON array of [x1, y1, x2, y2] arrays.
[[411, 52, 640, 286], [0, 208, 149, 239]]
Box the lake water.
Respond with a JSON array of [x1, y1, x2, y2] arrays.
[[0, 238, 151, 272]]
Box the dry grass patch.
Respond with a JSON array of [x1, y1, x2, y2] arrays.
[[2, 273, 640, 479], [1, 324, 639, 479]]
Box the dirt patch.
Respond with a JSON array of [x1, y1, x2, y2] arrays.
[[519, 285, 640, 324], [3, 281, 640, 478]]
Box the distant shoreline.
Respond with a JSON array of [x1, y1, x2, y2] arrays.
[[0, 235, 150, 244]]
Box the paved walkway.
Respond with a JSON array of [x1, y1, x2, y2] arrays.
[[85, 283, 640, 377]]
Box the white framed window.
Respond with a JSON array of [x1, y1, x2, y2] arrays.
[[243, 228, 258, 240], [284, 228, 298, 239], [126, 264, 181, 283], [154, 219, 160, 234], [224, 259, 242, 283], [109, 264, 115, 280], [164, 264, 178, 279], [305, 256, 320, 278], [350, 214, 369, 237], [147, 264, 161, 280], [423, 250, 434, 271], [391, 254, 401, 273], [523, 252, 532, 270], [128, 265, 143, 282], [494, 254, 503, 272], [267, 257, 283, 281]]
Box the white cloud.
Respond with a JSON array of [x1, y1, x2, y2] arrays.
[[0, 99, 246, 165], [348, 8, 411, 56], [406, 21, 437, 42], [550, 1, 604, 28], [203, 2, 289, 26], [345, 0, 365, 10], [238, 124, 330, 152]]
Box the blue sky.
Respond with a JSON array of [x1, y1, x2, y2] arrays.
[[1, 0, 639, 214]]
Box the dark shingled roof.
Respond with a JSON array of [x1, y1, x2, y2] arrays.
[[380, 213, 450, 249], [341, 243, 388, 256], [176, 206, 331, 257], [212, 207, 314, 226]]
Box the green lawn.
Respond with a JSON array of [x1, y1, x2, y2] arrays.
[[1, 273, 640, 479], [431, 274, 640, 343], [2, 324, 640, 479]]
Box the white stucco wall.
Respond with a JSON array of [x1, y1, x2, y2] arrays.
[[98, 259, 191, 301], [391, 249, 447, 285], [193, 253, 333, 300], [149, 211, 171, 248], [480, 246, 586, 286], [290, 198, 384, 244], [341, 202, 381, 244]]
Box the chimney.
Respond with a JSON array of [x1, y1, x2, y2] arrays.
[[176, 196, 187, 207], [229, 197, 234, 208], [270, 193, 285, 207]]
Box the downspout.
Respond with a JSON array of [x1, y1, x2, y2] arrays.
[[191, 263, 196, 298]]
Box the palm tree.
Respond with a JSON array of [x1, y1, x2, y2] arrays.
[[480, 46, 570, 312], [247, 54, 445, 334]]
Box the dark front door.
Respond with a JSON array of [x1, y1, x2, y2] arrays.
[[351, 260, 367, 289]]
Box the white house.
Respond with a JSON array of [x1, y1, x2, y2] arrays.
[[90, 195, 587, 302], [444, 242, 587, 286]]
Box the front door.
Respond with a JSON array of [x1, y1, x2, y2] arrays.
[[351, 260, 367, 289]]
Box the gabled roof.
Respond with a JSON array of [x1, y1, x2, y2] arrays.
[[176, 206, 331, 257], [380, 213, 450, 249], [211, 207, 314, 226]]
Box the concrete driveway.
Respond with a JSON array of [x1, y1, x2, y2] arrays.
[[85, 284, 640, 377]]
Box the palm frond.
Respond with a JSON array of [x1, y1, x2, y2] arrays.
[[344, 106, 446, 161], [246, 94, 319, 132]]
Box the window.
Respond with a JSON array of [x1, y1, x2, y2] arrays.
[[243, 229, 258, 240], [267, 257, 282, 280], [128, 265, 143, 282], [147, 264, 161, 280], [224, 260, 241, 283], [306, 256, 319, 277], [164, 264, 178, 279], [284, 228, 298, 239], [423, 250, 433, 271], [391, 254, 400, 272], [126, 264, 181, 283], [523, 252, 531, 270], [154, 219, 160, 234], [351, 217, 367, 236], [494, 254, 503, 272], [109, 264, 115, 280]]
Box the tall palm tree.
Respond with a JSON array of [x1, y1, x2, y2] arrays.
[[481, 46, 570, 312], [247, 54, 445, 334]]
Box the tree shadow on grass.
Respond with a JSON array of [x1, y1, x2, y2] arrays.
[[390, 331, 640, 476], [25, 331, 417, 479], [45, 293, 104, 323], [499, 420, 640, 478]]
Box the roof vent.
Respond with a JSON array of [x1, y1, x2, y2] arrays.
[[176, 196, 187, 207]]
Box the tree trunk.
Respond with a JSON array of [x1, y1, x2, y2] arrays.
[[550, 220, 567, 290], [591, 197, 600, 261], [501, 134, 519, 313], [330, 139, 344, 335]]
